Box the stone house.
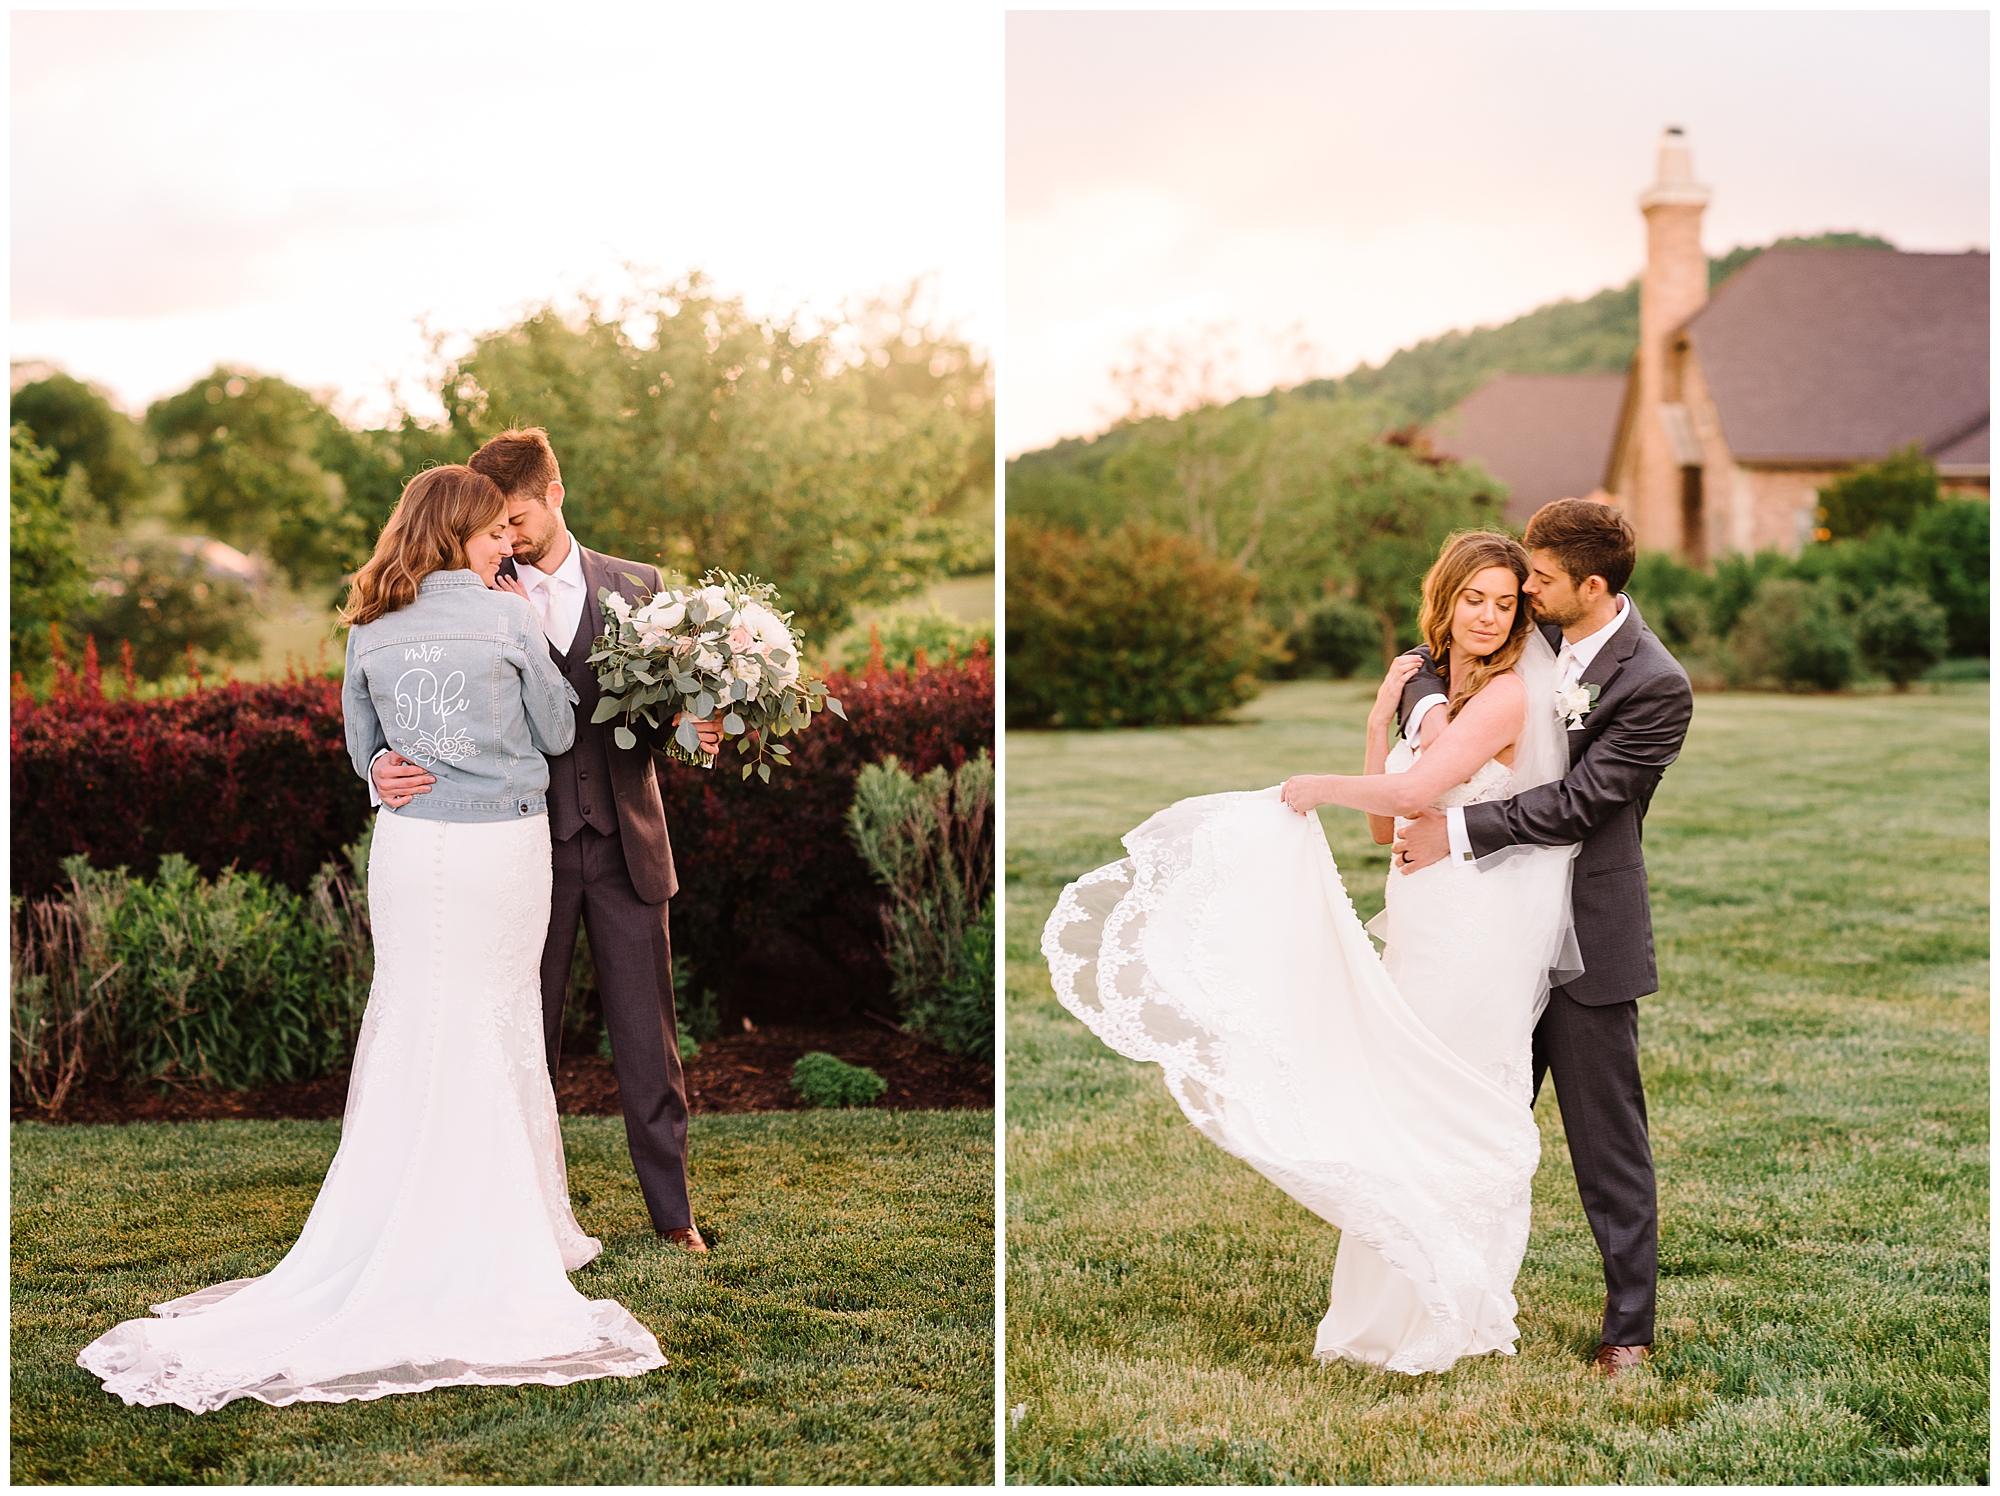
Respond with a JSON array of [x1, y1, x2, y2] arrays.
[[1437, 129, 1989, 561]]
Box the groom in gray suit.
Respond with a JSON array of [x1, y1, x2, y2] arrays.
[[374, 428, 721, 1255], [1395, 497, 1693, 1378]]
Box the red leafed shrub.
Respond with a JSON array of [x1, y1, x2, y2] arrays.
[[656, 644, 995, 1019], [11, 655, 370, 901], [12, 642, 995, 1020]]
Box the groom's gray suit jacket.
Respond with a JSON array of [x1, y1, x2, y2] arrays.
[[1400, 597, 1693, 1008]]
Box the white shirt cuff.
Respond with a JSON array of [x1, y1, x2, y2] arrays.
[[1404, 692, 1448, 745], [367, 747, 387, 809], [1445, 806, 1473, 863]]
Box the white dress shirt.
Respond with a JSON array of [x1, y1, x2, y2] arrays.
[[516, 538, 588, 654], [1407, 596, 1630, 864]]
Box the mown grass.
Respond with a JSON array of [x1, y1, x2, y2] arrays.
[[12, 1109, 993, 1484], [1005, 682, 1987, 1484]]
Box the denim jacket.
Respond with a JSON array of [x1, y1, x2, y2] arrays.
[[343, 569, 579, 822]]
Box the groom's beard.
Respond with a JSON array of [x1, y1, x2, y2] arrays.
[[1529, 592, 1583, 629], [511, 526, 556, 568]]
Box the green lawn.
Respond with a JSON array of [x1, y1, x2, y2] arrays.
[[13, 1110, 993, 1484], [1005, 682, 1987, 1484]]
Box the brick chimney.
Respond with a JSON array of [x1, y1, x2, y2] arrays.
[[1635, 127, 1712, 558]]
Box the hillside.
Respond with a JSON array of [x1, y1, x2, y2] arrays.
[[1009, 232, 1895, 514]]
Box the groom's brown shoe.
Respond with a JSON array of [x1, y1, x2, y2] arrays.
[[661, 1225, 708, 1255], [1594, 1343, 1650, 1379]]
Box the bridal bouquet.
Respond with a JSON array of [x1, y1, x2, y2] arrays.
[[587, 570, 844, 780]]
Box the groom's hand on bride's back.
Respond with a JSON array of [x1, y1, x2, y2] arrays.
[[373, 751, 435, 809]]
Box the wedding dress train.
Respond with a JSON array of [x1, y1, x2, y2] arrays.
[[78, 810, 667, 1413], [1043, 632, 1578, 1375]]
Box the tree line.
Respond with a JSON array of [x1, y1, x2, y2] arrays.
[[12, 275, 993, 687]]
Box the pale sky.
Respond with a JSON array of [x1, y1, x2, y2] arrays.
[[1007, 10, 1989, 456], [12, 8, 1001, 426]]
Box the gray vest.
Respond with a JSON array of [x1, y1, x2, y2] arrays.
[[545, 610, 618, 842]]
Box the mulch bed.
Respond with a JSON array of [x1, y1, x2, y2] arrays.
[[13, 1020, 991, 1126]]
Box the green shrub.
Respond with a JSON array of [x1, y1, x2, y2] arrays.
[[75, 539, 262, 683], [847, 752, 993, 1055], [1006, 520, 1269, 728], [1727, 578, 1860, 691], [907, 897, 994, 1064], [1816, 442, 1940, 539], [1302, 598, 1382, 679], [839, 610, 992, 674], [790, 1051, 887, 1108], [1904, 499, 1989, 658], [10, 849, 371, 1101], [1854, 586, 1950, 690]]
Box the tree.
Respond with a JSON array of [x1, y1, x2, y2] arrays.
[[1815, 443, 1940, 540], [844, 283, 994, 573], [1259, 418, 1507, 663], [9, 373, 152, 523], [75, 540, 262, 682], [10, 425, 94, 682], [145, 369, 367, 590], [437, 276, 985, 641]]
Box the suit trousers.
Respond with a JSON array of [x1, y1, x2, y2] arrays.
[[539, 824, 692, 1233], [1531, 988, 1657, 1346]]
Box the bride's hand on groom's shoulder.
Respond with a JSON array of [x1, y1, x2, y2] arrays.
[[1370, 654, 1423, 729]]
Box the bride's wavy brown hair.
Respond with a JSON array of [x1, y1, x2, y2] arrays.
[[337, 466, 507, 628], [1418, 530, 1534, 721]]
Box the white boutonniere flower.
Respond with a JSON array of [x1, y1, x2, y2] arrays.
[[1558, 682, 1603, 730]]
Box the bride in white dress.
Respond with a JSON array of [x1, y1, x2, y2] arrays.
[[79, 466, 668, 1413], [1043, 531, 1580, 1376]]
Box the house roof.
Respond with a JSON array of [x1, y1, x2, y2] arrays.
[[1685, 248, 1989, 464], [1429, 372, 1627, 524]]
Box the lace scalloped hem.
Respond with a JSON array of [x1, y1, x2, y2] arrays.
[[76, 1303, 666, 1415]]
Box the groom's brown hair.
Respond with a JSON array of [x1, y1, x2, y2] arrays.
[[1525, 499, 1636, 595], [468, 427, 561, 500]]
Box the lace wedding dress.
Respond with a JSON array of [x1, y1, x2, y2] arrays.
[[78, 810, 667, 1413], [1042, 631, 1579, 1375]]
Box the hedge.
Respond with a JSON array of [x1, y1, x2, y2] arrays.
[[11, 642, 994, 1020], [11, 649, 366, 902], [1006, 519, 1269, 728]]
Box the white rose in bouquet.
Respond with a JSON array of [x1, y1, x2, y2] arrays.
[[587, 568, 844, 780]]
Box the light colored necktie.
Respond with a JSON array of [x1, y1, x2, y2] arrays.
[[534, 576, 562, 647]]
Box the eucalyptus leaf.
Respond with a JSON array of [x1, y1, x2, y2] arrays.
[[723, 712, 745, 736], [741, 763, 754, 781], [676, 720, 700, 752], [614, 725, 637, 750], [826, 697, 847, 720], [694, 691, 715, 720], [591, 698, 624, 724], [757, 762, 771, 783]]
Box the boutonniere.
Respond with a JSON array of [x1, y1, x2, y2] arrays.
[[1557, 682, 1602, 730]]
